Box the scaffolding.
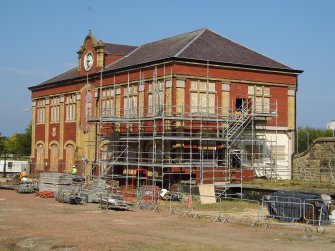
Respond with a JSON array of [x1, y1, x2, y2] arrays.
[[87, 67, 278, 198]]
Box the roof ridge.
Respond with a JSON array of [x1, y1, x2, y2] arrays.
[[123, 45, 141, 58], [103, 45, 142, 70], [174, 29, 207, 57], [103, 42, 137, 47], [141, 28, 205, 47]]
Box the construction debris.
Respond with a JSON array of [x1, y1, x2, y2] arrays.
[[160, 189, 186, 201], [0, 184, 18, 190], [38, 173, 83, 193], [16, 184, 34, 194], [0, 176, 18, 190], [30, 174, 130, 209], [55, 191, 83, 204], [36, 191, 55, 198], [99, 196, 130, 210]]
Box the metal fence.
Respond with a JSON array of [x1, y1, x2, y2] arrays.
[[169, 193, 261, 227], [168, 192, 335, 231], [260, 195, 335, 230], [134, 185, 160, 212]]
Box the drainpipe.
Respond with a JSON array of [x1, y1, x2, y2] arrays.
[[295, 78, 298, 154], [95, 69, 103, 175], [293, 78, 299, 180]]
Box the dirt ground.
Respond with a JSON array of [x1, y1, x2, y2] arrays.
[[1, 190, 335, 251]]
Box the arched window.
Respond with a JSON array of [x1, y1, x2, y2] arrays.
[[65, 144, 75, 172], [36, 144, 45, 170], [50, 144, 59, 171]]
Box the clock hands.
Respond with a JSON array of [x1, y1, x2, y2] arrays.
[[84, 53, 93, 71], [86, 57, 91, 66]]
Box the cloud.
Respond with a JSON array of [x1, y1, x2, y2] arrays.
[[0, 66, 50, 77]]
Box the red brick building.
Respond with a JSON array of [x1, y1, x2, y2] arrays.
[[29, 29, 302, 190]]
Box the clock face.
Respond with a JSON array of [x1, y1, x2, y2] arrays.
[[84, 52, 94, 71]]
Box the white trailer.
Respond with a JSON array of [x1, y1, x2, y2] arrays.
[[0, 160, 29, 174]]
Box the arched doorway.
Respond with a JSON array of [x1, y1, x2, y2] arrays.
[[36, 143, 45, 170], [65, 144, 75, 172], [50, 144, 59, 171]]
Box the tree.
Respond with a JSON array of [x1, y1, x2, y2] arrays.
[[0, 122, 31, 159], [18, 122, 31, 157], [0, 133, 9, 154], [297, 127, 333, 153]]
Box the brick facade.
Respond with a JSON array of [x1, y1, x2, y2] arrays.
[[29, 30, 301, 182]]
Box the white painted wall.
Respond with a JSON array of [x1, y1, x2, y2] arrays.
[[253, 131, 292, 179]]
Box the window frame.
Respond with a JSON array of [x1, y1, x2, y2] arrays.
[[101, 88, 115, 117], [124, 84, 138, 117], [50, 96, 60, 123], [36, 99, 46, 124], [65, 94, 76, 122], [248, 85, 271, 114], [148, 81, 165, 116], [190, 80, 216, 114]]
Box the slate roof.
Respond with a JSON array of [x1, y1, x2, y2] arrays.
[[104, 29, 202, 71], [103, 43, 138, 56], [36, 67, 78, 87], [105, 29, 295, 71], [30, 28, 302, 90], [177, 29, 293, 70]]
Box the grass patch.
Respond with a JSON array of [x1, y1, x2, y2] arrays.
[[244, 179, 335, 192]]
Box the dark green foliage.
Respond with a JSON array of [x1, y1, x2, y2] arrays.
[[0, 133, 7, 153], [0, 122, 31, 159], [297, 127, 333, 153]]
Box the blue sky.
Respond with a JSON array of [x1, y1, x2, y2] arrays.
[[1, 0, 334, 136]]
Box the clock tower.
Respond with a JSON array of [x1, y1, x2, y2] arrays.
[[77, 30, 104, 74]]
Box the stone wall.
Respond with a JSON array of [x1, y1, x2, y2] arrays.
[[292, 137, 335, 181]]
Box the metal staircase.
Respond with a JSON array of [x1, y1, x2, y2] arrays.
[[222, 99, 252, 144]]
